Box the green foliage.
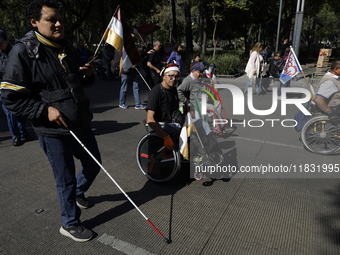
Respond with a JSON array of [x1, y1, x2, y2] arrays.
[[204, 53, 241, 75]]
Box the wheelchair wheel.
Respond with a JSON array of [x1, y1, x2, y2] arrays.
[[136, 133, 181, 182], [300, 115, 340, 154]]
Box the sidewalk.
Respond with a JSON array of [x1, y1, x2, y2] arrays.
[[217, 65, 329, 90]]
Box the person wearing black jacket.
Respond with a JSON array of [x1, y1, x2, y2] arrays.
[[262, 52, 284, 94], [268, 52, 284, 78], [1, 0, 100, 242]]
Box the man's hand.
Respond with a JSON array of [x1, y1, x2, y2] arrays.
[[44, 106, 68, 127], [163, 135, 175, 150], [327, 110, 340, 126], [79, 63, 94, 77]]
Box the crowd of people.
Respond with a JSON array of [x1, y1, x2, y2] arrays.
[[2, 0, 340, 245], [0, 0, 215, 243], [244, 42, 292, 99]]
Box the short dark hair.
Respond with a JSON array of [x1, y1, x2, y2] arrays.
[[25, 0, 60, 28], [331, 59, 340, 70], [274, 51, 281, 57]]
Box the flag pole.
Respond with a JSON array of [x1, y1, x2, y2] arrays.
[[135, 67, 152, 91], [91, 6, 121, 60], [92, 32, 107, 58], [290, 46, 315, 100]]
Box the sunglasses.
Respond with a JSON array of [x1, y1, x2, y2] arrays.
[[165, 74, 180, 80]]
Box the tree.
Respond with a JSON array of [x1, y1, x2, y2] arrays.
[[208, 0, 247, 59], [184, 0, 193, 56], [171, 0, 177, 42]]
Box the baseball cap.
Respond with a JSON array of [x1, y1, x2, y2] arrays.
[[0, 30, 7, 44], [192, 62, 206, 71]]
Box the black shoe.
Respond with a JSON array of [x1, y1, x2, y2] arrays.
[[21, 133, 35, 141], [13, 137, 22, 146], [223, 127, 236, 134], [76, 194, 91, 209], [60, 225, 93, 242]]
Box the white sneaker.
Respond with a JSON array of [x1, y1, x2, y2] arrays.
[[277, 96, 281, 100]]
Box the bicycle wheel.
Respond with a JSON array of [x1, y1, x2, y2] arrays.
[[301, 115, 340, 154], [136, 133, 181, 182]]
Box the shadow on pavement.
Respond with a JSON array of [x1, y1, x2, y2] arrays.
[[91, 120, 140, 136], [83, 165, 193, 241], [90, 106, 118, 114]]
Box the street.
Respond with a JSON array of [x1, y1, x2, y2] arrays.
[[1, 71, 340, 255]]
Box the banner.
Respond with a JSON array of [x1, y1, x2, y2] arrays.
[[279, 46, 302, 84]]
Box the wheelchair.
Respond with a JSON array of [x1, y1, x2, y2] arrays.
[[136, 121, 224, 182], [136, 123, 183, 182], [300, 114, 340, 154]]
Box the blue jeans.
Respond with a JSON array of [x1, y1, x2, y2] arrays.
[[0, 96, 27, 139], [119, 73, 141, 105], [278, 80, 291, 96], [244, 77, 261, 94], [37, 125, 101, 228]]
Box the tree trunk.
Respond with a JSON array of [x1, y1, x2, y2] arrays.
[[212, 19, 218, 59], [171, 0, 177, 42], [202, 16, 207, 55], [184, 0, 193, 56]]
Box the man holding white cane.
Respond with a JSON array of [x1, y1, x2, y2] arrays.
[[1, 0, 100, 242]]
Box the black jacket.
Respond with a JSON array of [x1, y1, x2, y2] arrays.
[[268, 58, 284, 78], [0, 30, 95, 136]]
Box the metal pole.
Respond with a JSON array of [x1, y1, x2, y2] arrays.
[[292, 0, 305, 58], [275, 0, 283, 52], [200, 0, 204, 51], [292, 0, 301, 50], [135, 67, 152, 91]]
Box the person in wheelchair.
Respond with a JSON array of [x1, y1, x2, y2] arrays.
[[139, 64, 223, 182], [313, 59, 340, 125], [146, 63, 183, 150], [177, 62, 234, 134]]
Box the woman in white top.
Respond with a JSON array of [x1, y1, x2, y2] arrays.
[[244, 42, 264, 95]]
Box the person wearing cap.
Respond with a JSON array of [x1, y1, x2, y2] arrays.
[[146, 63, 182, 150], [177, 62, 234, 134], [0, 29, 34, 146], [177, 62, 205, 103]]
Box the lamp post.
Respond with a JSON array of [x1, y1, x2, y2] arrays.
[[292, 0, 305, 58], [275, 0, 283, 52]]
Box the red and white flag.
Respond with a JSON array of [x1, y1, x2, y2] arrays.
[[279, 46, 302, 84], [102, 6, 142, 76]]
